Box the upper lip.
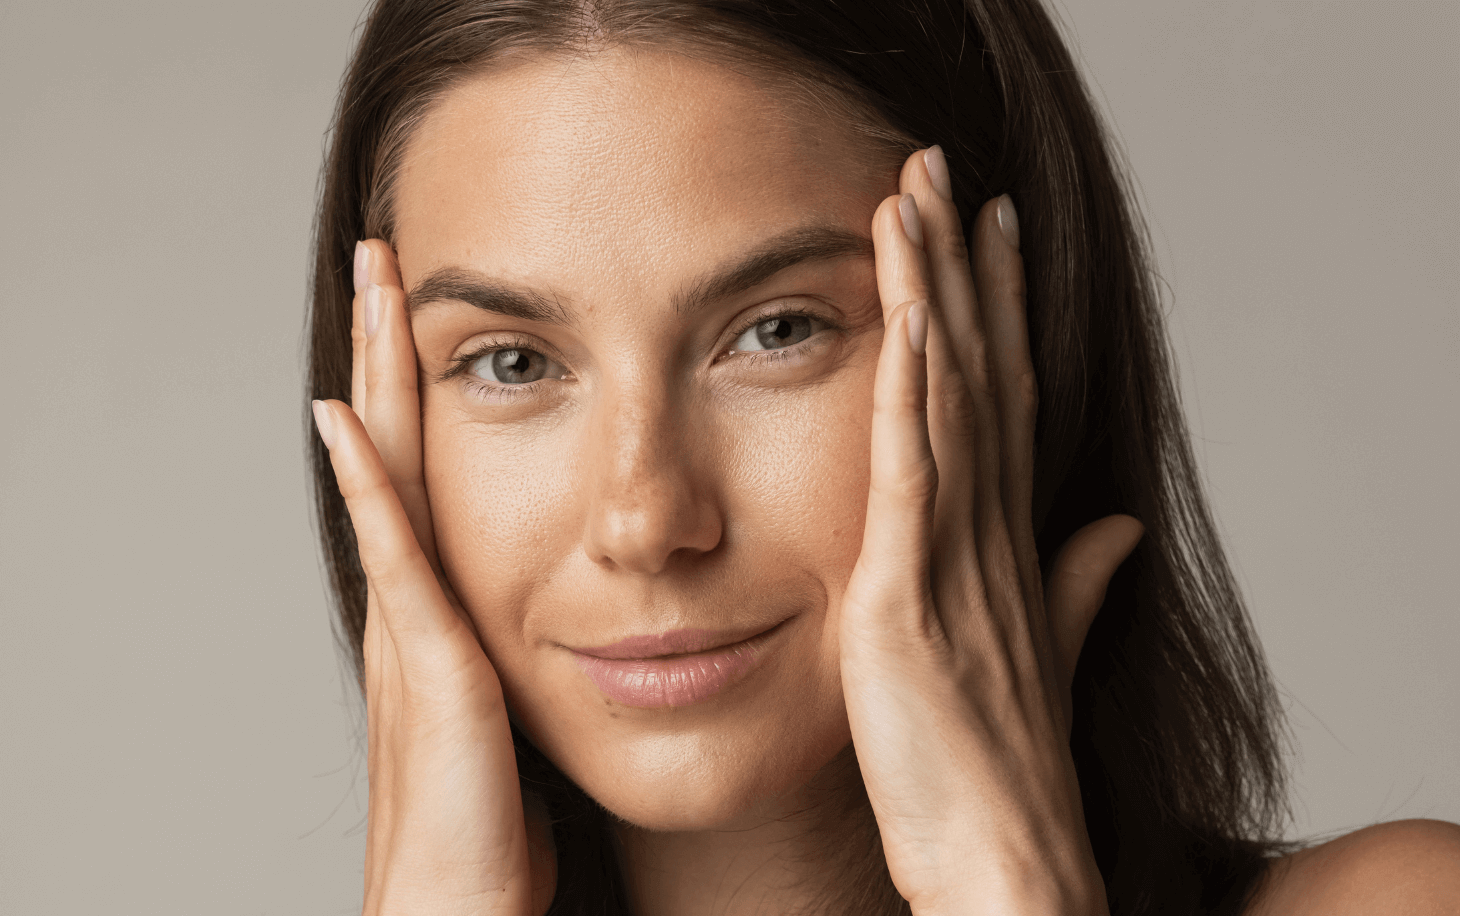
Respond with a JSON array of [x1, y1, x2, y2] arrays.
[[568, 620, 787, 660]]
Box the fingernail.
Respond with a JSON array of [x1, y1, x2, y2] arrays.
[[924, 146, 952, 201], [898, 193, 924, 249], [996, 194, 1020, 251], [312, 399, 337, 450], [905, 301, 928, 356], [363, 284, 382, 338], [353, 241, 371, 293]]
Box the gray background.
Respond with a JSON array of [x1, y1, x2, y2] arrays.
[[1, 1, 1455, 912]]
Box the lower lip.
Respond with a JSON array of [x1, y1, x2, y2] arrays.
[[570, 626, 783, 708]]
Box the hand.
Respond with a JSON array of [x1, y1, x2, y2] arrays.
[[838, 148, 1145, 916], [313, 242, 556, 916]]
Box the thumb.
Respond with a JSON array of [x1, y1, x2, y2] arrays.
[[1046, 514, 1145, 690]]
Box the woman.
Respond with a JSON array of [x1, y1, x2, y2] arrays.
[[305, 1, 1460, 913]]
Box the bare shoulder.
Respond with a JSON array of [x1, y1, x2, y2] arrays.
[[1245, 819, 1460, 916]]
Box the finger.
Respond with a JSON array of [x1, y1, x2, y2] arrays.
[[893, 153, 998, 525], [351, 242, 370, 415], [844, 194, 947, 645], [1046, 515, 1145, 695], [312, 398, 464, 651], [852, 292, 937, 634], [357, 240, 438, 563], [971, 194, 1040, 600], [899, 147, 990, 429], [873, 192, 978, 550], [897, 157, 1013, 554]]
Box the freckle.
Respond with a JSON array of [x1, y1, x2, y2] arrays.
[[609, 712, 620, 719]]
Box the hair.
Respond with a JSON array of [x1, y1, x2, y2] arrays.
[[306, 1, 1294, 913]]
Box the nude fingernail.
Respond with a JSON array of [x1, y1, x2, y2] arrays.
[[906, 301, 928, 356], [353, 241, 370, 293], [924, 146, 952, 201], [996, 194, 1020, 251], [312, 399, 337, 450], [898, 193, 924, 249], [363, 284, 382, 338]]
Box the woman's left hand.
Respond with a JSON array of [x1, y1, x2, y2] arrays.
[[839, 147, 1145, 916]]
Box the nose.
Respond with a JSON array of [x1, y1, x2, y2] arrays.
[[580, 384, 723, 575]]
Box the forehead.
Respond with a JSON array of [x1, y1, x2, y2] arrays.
[[392, 47, 896, 294]]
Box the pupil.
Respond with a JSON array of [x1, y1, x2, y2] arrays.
[[491, 348, 545, 383], [755, 316, 811, 350]]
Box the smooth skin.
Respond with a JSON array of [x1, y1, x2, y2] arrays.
[[313, 49, 1460, 916]]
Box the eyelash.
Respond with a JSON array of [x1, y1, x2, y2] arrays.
[[719, 304, 841, 364], [438, 334, 558, 404], [440, 305, 841, 402]]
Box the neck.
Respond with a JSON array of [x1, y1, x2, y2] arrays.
[[611, 744, 909, 916]]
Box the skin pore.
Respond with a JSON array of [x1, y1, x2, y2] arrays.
[[391, 47, 905, 913]]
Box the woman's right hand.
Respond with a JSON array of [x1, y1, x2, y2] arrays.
[[313, 240, 555, 916]]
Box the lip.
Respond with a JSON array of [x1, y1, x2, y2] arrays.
[[568, 619, 789, 708]]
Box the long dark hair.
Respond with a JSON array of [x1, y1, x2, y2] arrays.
[[306, 1, 1292, 912]]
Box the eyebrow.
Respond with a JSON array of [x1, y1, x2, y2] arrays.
[[405, 225, 873, 324]]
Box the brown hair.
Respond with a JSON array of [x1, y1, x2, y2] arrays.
[[306, 2, 1293, 913]]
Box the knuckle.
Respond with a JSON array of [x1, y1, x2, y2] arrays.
[[1052, 553, 1108, 589], [1011, 367, 1039, 418], [362, 560, 414, 609], [963, 339, 993, 391], [934, 226, 970, 264], [934, 376, 979, 441], [874, 454, 940, 505], [1003, 286, 1029, 314], [873, 385, 929, 418], [339, 473, 396, 507]]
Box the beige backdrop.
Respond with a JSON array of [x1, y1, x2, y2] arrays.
[[1, 1, 1455, 912]]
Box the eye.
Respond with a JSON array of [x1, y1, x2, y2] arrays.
[[469, 347, 564, 385], [730, 314, 826, 352]]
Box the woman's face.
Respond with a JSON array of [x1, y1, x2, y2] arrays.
[[394, 47, 900, 831]]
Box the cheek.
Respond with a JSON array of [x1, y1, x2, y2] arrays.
[[723, 365, 877, 606], [420, 395, 579, 645]]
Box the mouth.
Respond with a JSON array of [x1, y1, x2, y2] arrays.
[[567, 618, 791, 708]]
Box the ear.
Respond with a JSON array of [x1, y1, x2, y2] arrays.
[[1045, 515, 1145, 692]]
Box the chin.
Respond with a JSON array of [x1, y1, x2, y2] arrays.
[[582, 724, 855, 832], [513, 673, 855, 833]]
